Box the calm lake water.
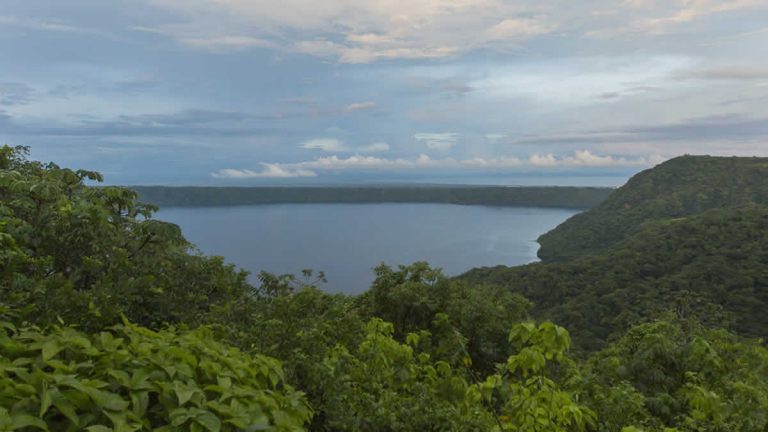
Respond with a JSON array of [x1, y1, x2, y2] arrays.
[[156, 204, 577, 294]]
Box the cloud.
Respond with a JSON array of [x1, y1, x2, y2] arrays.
[[212, 164, 317, 179], [470, 55, 694, 106], [301, 138, 345, 152], [528, 151, 664, 168], [528, 153, 558, 167], [485, 133, 507, 143], [587, 0, 764, 38], [485, 18, 554, 41], [223, 151, 657, 177], [362, 142, 390, 152], [0, 109, 279, 138], [414, 133, 458, 150], [119, 109, 252, 126], [138, 0, 767, 63], [178, 36, 273, 51], [633, 0, 761, 35], [133, 26, 274, 51], [406, 78, 475, 97], [0, 83, 33, 106], [141, 0, 556, 62], [624, 114, 768, 142], [510, 114, 768, 147], [343, 101, 376, 113], [687, 66, 768, 81], [281, 154, 522, 170], [301, 138, 390, 152], [0, 15, 83, 33]]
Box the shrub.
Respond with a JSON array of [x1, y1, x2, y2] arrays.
[[0, 321, 311, 431]]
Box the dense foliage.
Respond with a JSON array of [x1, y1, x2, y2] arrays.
[[132, 185, 612, 209], [463, 206, 768, 350], [3, 145, 768, 431], [537, 155, 768, 261], [0, 321, 311, 431], [0, 146, 251, 331]]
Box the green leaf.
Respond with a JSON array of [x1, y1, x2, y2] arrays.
[[195, 411, 222, 432], [11, 414, 49, 431], [52, 395, 79, 425], [39, 382, 53, 417], [174, 381, 199, 406], [41, 340, 61, 361]]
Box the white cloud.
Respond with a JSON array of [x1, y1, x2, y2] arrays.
[[587, 0, 763, 38], [634, 0, 761, 35], [471, 55, 695, 106], [414, 133, 458, 150], [301, 138, 345, 152], [343, 101, 376, 113], [142, 0, 556, 62], [485, 133, 507, 142], [179, 36, 273, 51], [211, 164, 317, 178], [283, 153, 522, 170], [361, 142, 390, 152], [223, 150, 656, 177], [529, 153, 558, 167], [529, 150, 664, 167], [485, 18, 553, 41], [301, 138, 390, 152], [141, 0, 764, 62], [0, 15, 83, 33]]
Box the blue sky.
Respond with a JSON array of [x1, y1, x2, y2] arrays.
[[1, 0, 767, 185]]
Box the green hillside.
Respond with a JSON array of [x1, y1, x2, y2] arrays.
[[463, 205, 768, 350], [537, 155, 768, 261]]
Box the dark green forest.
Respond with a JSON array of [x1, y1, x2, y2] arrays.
[[132, 185, 612, 210], [536, 156, 768, 261], [3, 145, 768, 431]]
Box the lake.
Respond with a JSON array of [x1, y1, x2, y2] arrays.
[[156, 204, 578, 294]]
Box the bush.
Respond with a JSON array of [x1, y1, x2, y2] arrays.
[[0, 321, 311, 431]]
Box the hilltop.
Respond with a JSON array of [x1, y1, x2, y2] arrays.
[[537, 155, 768, 261]]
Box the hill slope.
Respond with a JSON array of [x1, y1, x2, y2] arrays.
[[463, 205, 768, 350], [537, 155, 768, 261]]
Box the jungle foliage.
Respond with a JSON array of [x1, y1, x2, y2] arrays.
[[3, 145, 768, 431], [537, 155, 768, 261], [463, 206, 768, 350]]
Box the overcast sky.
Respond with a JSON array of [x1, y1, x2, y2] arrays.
[[1, 0, 767, 185]]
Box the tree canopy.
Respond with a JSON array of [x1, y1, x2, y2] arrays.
[[3, 145, 768, 431]]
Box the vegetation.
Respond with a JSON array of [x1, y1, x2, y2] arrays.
[[132, 185, 612, 210], [0, 321, 311, 431], [3, 145, 768, 431], [463, 206, 768, 350], [537, 155, 768, 261]]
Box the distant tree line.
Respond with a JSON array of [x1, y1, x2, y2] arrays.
[[131, 185, 613, 209]]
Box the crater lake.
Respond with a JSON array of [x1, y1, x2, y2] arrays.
[[156, 203, 577, 293]]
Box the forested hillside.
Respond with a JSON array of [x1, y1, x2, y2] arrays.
[[537, 155, 768, 261], [3, 145, 768, 431], [132, 185, 612, 209], [463, 206, 768, 350]]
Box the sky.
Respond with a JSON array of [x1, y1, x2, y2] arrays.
[[1, 0, 767, 186]]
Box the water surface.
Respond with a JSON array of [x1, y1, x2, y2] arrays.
[[156, 204, 577, 294]]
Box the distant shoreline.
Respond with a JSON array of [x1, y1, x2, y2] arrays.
[[131, 185, 614, 210]]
